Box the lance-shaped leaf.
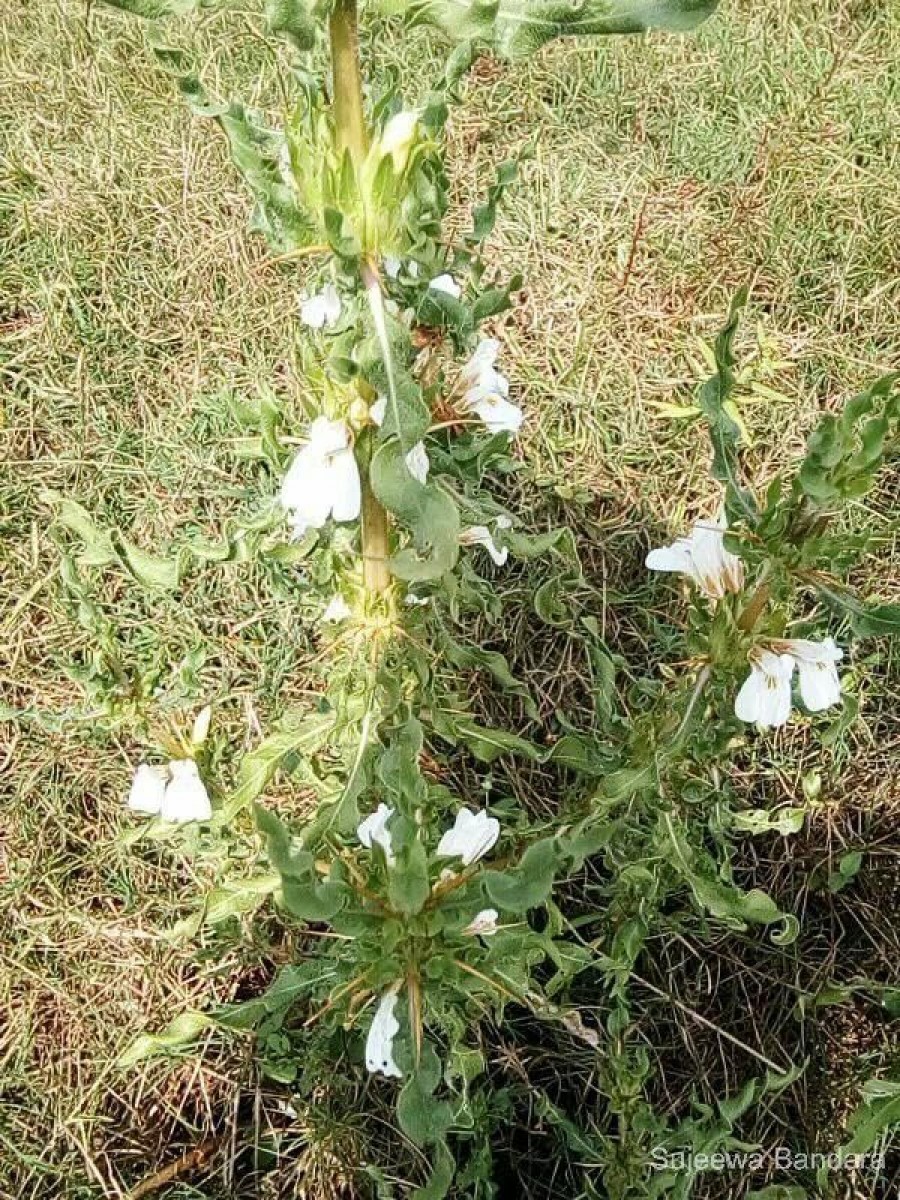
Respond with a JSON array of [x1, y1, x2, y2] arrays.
[[223, 709, 337, 821], [374, 0, 720, 59], [434, 619, 537, 718], [255, 805, 346, 920], [811, 581, 900, 640], [696, 287, 758, 524], [118, 1011, 211, 1068]]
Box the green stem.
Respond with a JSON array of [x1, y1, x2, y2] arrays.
[[328, 0, 391, 594], [329, 0, 368, 165]]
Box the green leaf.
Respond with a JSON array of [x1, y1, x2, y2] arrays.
[[223, 710, 336, 821], [431, 711, 542, 763], [388, 839, 431, 915], [434, 620, 537, 718], [797, 373, 899, 506], [116, 536, 182, 591], [375, 0, 720, 59], [255, 805, 345, 920], [811, 581, 900, 639], [371, 441, 460, 581], [118, 1011, 210, 1067], [397, 1042, 454, 1146], [45, 493, 117, 566], [695, 288, 758, 523], [97, 0, 198, 17], [840, 1079, 900, 1156], [264, 0, 321, 48], [483, 839, 559, 911]]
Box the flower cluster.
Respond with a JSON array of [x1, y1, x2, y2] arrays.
[[281, 296, 523, 564], [647, 514, 845, 729], [127, 759, 211, 823], [356, 805, 501, 1078]]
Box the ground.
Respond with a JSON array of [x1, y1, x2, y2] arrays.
[[1, 0, 899, 1196]]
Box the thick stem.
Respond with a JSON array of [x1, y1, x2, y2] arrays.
[[361, 469, 391, 594], [329, 0, 368, 166], [329, 0, 391, 594]]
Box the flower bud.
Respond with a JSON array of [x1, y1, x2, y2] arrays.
[[375, 111, 420, 173]]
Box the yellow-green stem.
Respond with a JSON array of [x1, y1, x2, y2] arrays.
[[329, 0, 391, 594]]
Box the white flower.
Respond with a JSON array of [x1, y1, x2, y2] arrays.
[[299, 283, 342, 330], [357, 803, 396, 866], [405, 592, 429, 607], [777, 637, 844, 712], [734, 648, 795, 729], [370, 395, 388, 426], [377, 110, 419, 171], [280, 417, 361, 539], [459, 338, 523, 435], [322, 594, 352, 623], [429, 273, 461, 299], [161, 760, 212, 823], [459, 517, 512, 567], [127, 763, 168, 815], [126, 760, 212, 823], [436, 808, 500, 866], [405, 441, 430, 485], [463, 908, 499, 937], [383, 256, 402, 280], [645, 512, 744, 600], [735, 638, 845, 729], [365, 987, 403, 1078]]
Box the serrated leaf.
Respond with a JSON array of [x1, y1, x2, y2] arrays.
[[797, 373, 899, 506], [255, 805, 345, 920], [434, 620, 537, 718], [223, 710, 336, 821], [376, 0, 720, 59], [432, 711, 542, 762], [45, 493, 117, 566], [695, 288, 758, 523]]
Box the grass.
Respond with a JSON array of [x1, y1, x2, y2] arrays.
[[2, 0, 899, 1195]]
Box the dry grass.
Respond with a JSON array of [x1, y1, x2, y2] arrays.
[[1, 0, 899, 1195]]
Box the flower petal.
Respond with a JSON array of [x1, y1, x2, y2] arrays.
[[300, 284, 341, 329], [436, 808, 500, 866], [463, 908, 500, 937], [322, 595, 352, 622], [429, 273, 461, 299], [160, 760, 212, 823], [734, 651, 794, 729], [127, 763, 168, 815], [357, 803, 396, 866], [404, 441, 430, 485], [327, 448, 362, 523], [365, 988, 403, 1078], [470, 393, 523, 436]]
